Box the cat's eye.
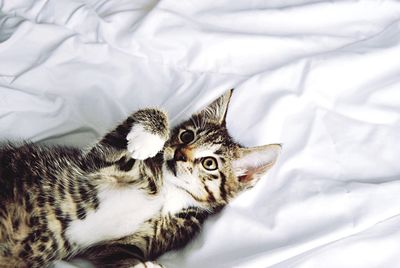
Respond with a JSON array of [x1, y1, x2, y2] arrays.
[[202, 157, 218, 171], [179, 130, 195, 144]]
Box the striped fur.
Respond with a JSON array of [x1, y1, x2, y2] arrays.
[[0, 90, 281, 267]]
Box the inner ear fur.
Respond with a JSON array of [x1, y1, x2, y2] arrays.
[[197, 89, 233, 125], [233, 144, 281, 189]]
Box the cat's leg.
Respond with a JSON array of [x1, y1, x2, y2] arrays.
[[126, 109, 169, 160], [76, 243, 160, 268], [80, 209, 206, 267], [87, 109, 169, 162], [78, 244, 164, 268], [132, 261, 164, 268]]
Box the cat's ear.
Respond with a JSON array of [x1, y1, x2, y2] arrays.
[[233, 144, 281, 190], [197, 89, 233, 125]]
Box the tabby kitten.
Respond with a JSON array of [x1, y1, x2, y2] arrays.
[[0, 90, 281, 268]]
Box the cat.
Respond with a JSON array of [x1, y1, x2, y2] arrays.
[[0, 89, 281, 268]]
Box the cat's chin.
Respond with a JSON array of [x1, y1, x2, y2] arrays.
[[162, 164, 178, 181], [162, 165, 191, 189]]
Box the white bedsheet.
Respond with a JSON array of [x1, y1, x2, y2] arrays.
[[1, 0, 400, 267]]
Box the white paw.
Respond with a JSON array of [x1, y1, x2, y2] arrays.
[[127, 124, 165, 160], [131, 261, 164, 268]]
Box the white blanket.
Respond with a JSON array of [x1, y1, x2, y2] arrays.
[[1, 0, 400, 267]]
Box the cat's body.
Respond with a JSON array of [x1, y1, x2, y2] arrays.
[[0, 90, 281, 267]]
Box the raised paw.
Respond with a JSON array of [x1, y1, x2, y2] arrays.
[[127, 124, 166, 160], [131, 261, 164, 268]]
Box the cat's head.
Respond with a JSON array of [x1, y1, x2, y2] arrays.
[[163, 90, 281, 211]]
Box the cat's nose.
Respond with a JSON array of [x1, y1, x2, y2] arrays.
[[174, 148, 187, 162]]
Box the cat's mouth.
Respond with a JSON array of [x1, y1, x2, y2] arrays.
[[166, 159, 177, 176]]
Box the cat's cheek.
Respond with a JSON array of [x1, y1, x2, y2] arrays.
[[127, 124, 166, 160]]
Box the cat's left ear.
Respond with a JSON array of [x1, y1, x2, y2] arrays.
[[233, 144, 281, 190], [197, 89, 233, 125]]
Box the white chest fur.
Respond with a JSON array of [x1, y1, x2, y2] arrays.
[[66, 186, 164, 248]]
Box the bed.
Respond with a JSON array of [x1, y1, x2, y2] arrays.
[[1, 0, 400, 267]]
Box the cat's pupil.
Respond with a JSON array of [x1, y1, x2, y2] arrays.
[[180, 130, 195, 144], [202, 157, 218, 171]]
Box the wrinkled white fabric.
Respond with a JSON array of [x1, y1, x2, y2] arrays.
[[1, 0, 400, 267]]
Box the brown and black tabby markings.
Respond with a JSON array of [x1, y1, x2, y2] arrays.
[[0, 90, 281, 267]]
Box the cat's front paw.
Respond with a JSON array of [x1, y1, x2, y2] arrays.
[[131, 261, 164, 268], [127, 124, 166, 160]]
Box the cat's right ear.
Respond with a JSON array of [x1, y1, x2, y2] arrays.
[[233, 144, 281, 190], [197, 89, 233, 125]]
